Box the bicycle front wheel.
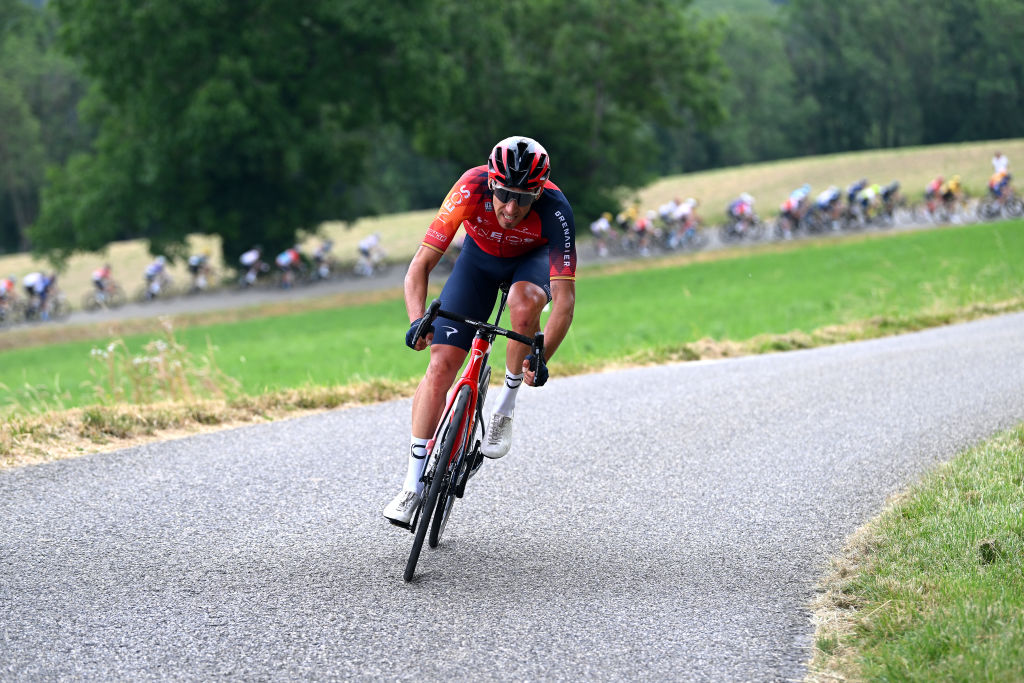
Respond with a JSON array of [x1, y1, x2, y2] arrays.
[[404, 385, 471, 582], [429, 385, 472, 549]]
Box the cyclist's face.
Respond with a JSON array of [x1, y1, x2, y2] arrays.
[[491, 182, 537, 230]]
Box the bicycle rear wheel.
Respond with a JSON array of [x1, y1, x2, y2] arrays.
[[404, 385, 470, 582]]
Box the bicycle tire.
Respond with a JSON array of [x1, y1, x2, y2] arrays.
[[1006, 197, 1024, 218], [429, 385, 472, 549], [50, 295, 71, 321], [81, 291, 101, 312], [404, 385, 470, 581]]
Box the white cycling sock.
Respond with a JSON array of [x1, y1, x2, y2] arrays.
[[493, 368, 524, 417], [403, 437, 430, 494]]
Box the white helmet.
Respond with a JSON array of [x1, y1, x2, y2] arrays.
[[685, 197, 698, 207], [740, 193, 753, 204]]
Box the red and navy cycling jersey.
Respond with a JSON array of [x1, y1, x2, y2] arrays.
[[421, 166, 577, 281]]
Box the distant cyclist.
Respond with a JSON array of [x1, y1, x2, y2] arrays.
[[726, 193, 757, 233], [589, 212, 612, 257], [988, 169, 1012, 204], [23, 271, 56, 318], [275, 246, 304, 288], [239, 246, 264, 287], [91, 263, 113, 293], [313, 239, 335, 279], [384, 135, 577, 527], [187, 252, 212, 292], [992, 150, 1009, 175], [0, 274, 17, 317], [355, 233, 386, 276], [143, 256, 171, 300]]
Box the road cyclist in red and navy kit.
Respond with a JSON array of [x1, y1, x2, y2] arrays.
[[384, 136, 578, 527]]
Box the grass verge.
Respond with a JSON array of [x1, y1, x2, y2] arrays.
[[807, 425, 1024, 682], [3, 295, 1023, 469]]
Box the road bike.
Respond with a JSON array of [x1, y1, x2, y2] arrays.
[[81, 281, 126, 311], [402, 283, 544, 582]]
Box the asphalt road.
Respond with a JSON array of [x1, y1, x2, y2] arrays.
[[3, 311, 1023, 681]]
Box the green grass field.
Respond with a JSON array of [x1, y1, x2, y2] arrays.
[[2, 220, 1022, 414]]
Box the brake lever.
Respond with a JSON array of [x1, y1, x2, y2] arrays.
[[530, 332, 545, 372], [415, 299, 442, 343]]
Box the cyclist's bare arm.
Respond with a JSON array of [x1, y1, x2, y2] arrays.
[[404, 245, 445, 350], [523, 279, 575, 385]]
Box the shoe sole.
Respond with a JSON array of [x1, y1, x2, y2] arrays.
[[386, 515, 414, 530], [480, 450, 507, 459]]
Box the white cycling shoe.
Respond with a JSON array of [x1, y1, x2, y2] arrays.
[[481, 413, 514, 459], [384, 489, 421, 529]]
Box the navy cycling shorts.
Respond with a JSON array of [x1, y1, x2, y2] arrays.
[[433, 236, 552, 351]]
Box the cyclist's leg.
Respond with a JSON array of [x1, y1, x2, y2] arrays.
[[480, 248, 551, 458], [398, 239, 494, 501], [411, 345, 466, 439]]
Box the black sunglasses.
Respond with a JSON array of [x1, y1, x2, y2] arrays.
[[492, 184, 539, 207]]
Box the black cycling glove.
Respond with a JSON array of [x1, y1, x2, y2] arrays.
[[524, 353, 549, 386], [406, 317, 433, 349]]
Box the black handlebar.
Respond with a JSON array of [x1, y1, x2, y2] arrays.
[[414, 298, 545, 365]]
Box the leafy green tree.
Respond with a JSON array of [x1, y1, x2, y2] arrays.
[[415, 0, 725, 219], [33, 0, 443, 265], [1, 0, 85, 254]]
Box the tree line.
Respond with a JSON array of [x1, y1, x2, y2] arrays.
[[2, 0, 1022, 267]]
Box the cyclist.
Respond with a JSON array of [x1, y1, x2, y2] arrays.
[[845, 178, 868, 218], [91, 263, 114, 294], [275, 246, 304, 288], [355, 233, 386, 276], [726, 193, 757, 236], [0, 274, 16, 317], [669, 198, 700, 247], [313, 239, 335, 279], [988, 169, 1012, 204], [143, 255, 170, 300], [813, 186, 843, 229], [239, 246, 264, 287], [23, 271, 56, 318], [187, 252, 212, 292], [589, 212, 612, 257], [778, 186, 809, 239], [992, 150, 1009, 175], [879, 180, 902, 219], [942, 175, 964, 211], [384, 135, 577, 527], [924, 176, 944, 212]]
